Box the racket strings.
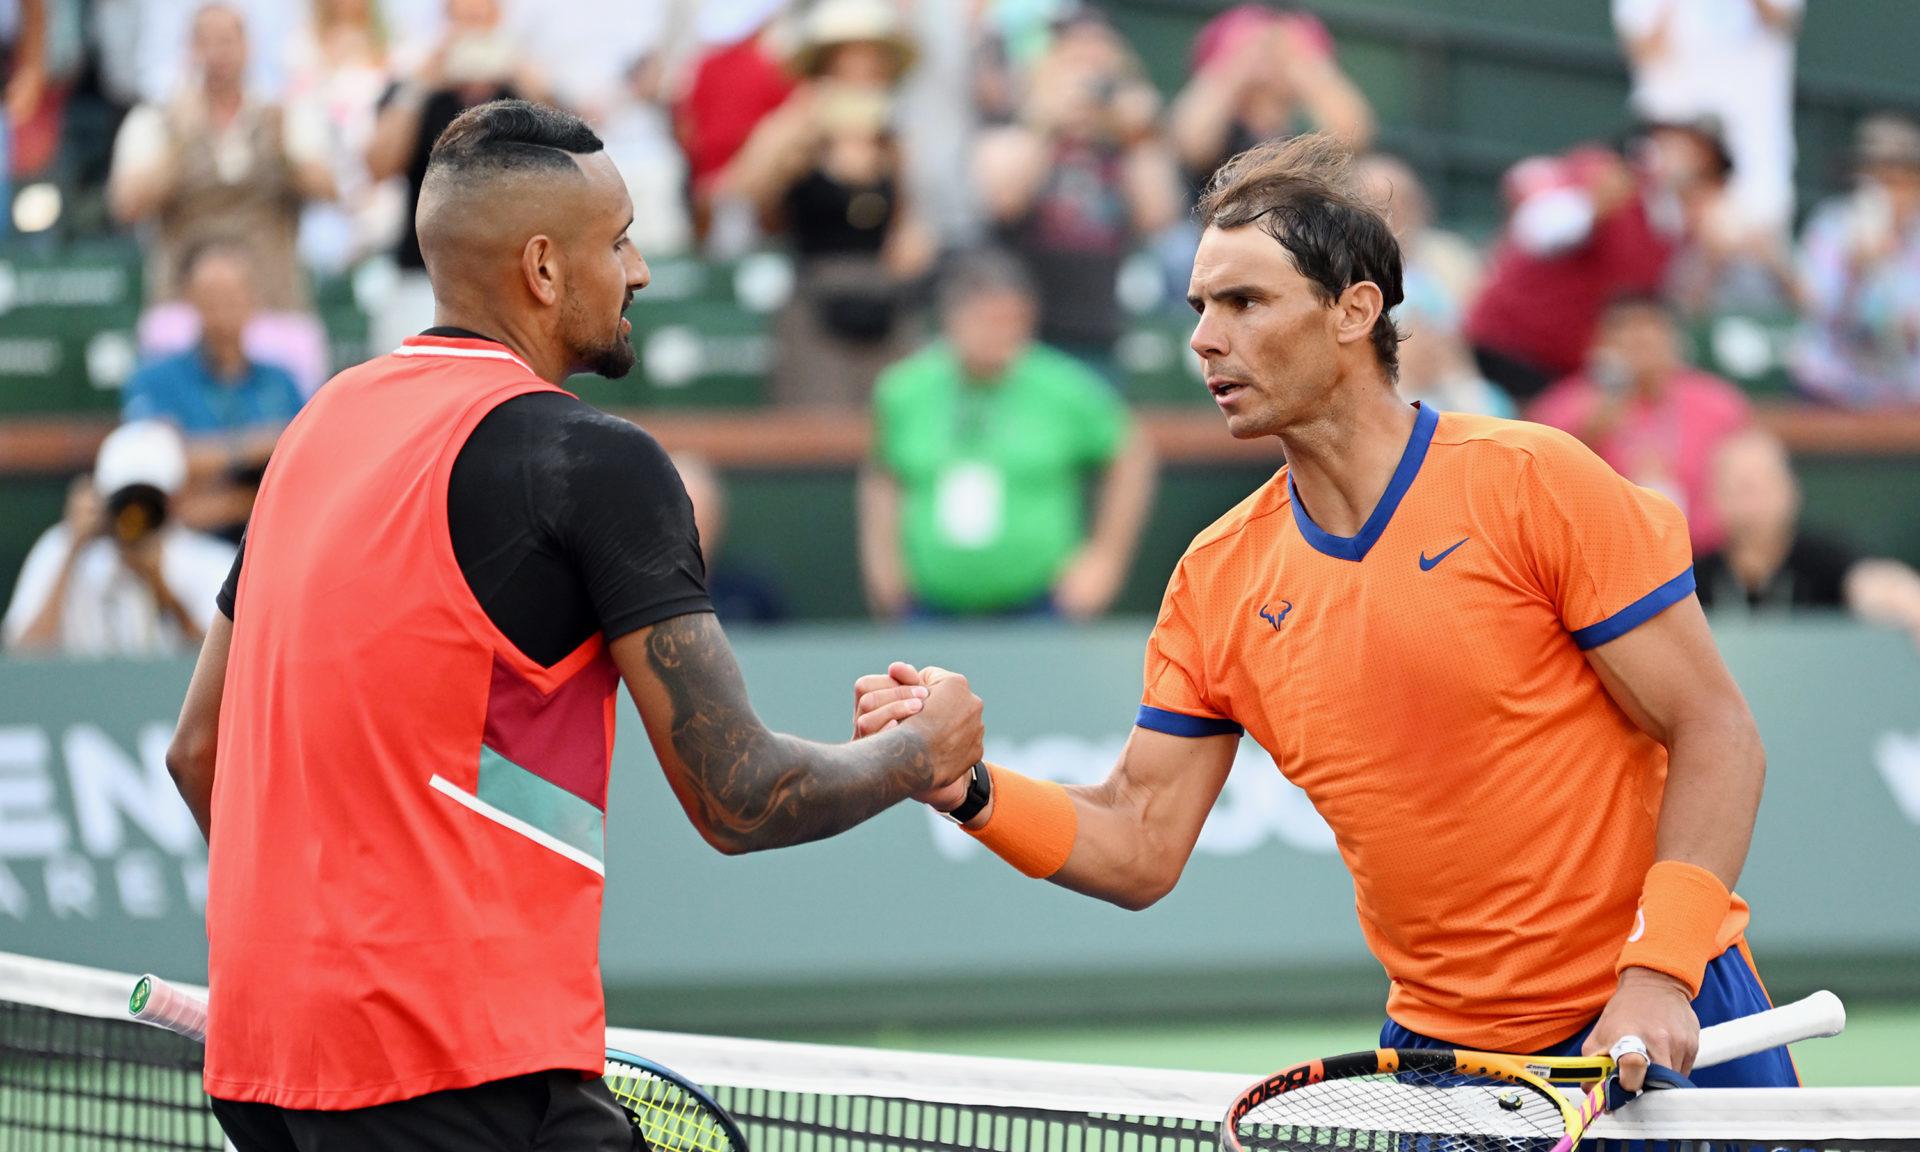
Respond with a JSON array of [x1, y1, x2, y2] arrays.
[[606, 1067, 737, 1152], [1235, 1069, 1565, 1152]]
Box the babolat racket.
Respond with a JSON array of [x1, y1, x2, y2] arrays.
[[1222, 990, 1846, 1152], [129, 976, 751, 1152], [604, 1050, 750, 1152]]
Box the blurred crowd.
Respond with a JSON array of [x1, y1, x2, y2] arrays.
[[7, 0, 1920, 657]]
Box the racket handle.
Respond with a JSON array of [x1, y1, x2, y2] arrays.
[[129, 974, 208, 1044], [1696, 989, 1844, 1069]]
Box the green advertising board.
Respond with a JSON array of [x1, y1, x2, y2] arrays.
[[1, 619, 1918, 1031]]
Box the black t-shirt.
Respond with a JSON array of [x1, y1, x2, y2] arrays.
[[218, 332, 711, 667], [1693, 533, 1858, 613], [785, 169, 896, 259], [382, 83, 518, 269]]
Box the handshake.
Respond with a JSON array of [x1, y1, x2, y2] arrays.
[[850, 661, 989, 824]]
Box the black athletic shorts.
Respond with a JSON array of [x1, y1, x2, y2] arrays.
[[211, 1069, 642, 1152]]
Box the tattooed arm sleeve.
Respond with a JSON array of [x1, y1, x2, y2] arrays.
[[611, 612, 947, 854]]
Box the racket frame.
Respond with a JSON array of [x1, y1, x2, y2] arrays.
[[605, 1047, 751, 1152], [1224, 1047, 1586, 1152], [1222, 990, 1848, 1152]]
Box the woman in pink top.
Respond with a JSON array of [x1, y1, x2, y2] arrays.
[[1528, 293, 1753, 553]]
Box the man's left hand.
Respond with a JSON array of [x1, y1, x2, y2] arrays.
[[1581, 966, 1698, 1091]]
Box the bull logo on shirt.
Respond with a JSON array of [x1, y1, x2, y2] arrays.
[[1258, 601, 1293, 631]]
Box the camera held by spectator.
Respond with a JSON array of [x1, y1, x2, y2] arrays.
[[2, 422, 236, 658]]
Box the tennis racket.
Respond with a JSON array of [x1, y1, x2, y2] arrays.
[[1222, 990, 1846, 1152], [605, 1050, 750, 1152], [129, 975, 751, 1152]]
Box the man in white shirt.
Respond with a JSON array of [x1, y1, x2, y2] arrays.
[[2, 421, 234, 658], [1614, 0, 1802, 234]]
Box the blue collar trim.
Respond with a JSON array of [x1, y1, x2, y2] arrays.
[[1288, 402, 1437, 562]]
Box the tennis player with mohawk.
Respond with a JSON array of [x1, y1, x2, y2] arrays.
[[857, 134, 1793, 1091], [166, 100, 983, 1151]]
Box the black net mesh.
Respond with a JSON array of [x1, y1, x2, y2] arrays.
[[710, 1086, 1222, 1152], [0, 999, 224, 1151], [710, 1082, 1920, 1152], [2, 995, 1918, 1152]]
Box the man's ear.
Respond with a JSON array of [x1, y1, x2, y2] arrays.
[[1334, 281, 1384, 347], [522, 235, 560, 307]]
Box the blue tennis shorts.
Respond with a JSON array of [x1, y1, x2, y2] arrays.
[[1380, 944, 1800, 1087]]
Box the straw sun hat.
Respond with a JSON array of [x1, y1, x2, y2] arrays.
[[789, 0, 917, 78]]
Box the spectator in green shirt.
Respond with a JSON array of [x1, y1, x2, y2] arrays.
[[859, 249, 1158, 619]]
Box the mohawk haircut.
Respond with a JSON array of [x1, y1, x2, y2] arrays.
[[1198, 133, 1406, 379], [423, 99, 605, 189]]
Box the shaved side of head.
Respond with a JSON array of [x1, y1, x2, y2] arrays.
[[412, 98, 644, 383], [416, 100, 608, 298]]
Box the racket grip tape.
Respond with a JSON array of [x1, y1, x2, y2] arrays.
[[1696, 988, 1844, 1068], [129, 974, 208, 1043]]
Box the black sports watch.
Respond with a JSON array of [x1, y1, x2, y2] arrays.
[[943, 761, 993, 825]]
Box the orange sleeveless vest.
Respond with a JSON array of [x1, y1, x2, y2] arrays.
[[205, 334, 620, 1108]]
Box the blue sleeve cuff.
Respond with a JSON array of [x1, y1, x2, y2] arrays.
[[1569, 568, 1697, 650], [1136, 705, 1243, 738]]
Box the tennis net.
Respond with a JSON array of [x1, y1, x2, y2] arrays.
[[4, 950, 1920, 1152]]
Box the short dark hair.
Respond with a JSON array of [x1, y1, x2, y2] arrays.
[[425, 99, 604, 185], [1197, 133, 1405, 379], [938, 248, 1037, 315]]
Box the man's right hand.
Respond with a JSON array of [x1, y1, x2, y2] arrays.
[[902, 664, 984, 794], [854, 662, 980, 809]]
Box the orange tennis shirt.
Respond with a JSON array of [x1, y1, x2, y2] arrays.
[[1138, 403, 1749, 1051]]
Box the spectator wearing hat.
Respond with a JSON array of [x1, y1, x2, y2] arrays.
[[723, 0, 935, 407], [1614, 0, 1801, 235], [859, 249, 1157, 620], [1171, 4, 1373, 196], [1646, 118, 1797, 319], [1791, 113, 1920, 408], [3, 422, 236, 658], [975, 9, 1181, 375], [108, 3, 336, 397]]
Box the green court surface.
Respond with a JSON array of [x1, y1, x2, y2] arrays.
[[826, 1002, 1920, 1087]]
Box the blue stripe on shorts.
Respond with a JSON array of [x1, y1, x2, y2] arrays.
[[1378, 945, 1799, 1088]]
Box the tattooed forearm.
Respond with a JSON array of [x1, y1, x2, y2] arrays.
[[644, 613, 939, 852]]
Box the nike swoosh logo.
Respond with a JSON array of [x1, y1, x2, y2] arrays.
[[1419, 538, 1469, 571]]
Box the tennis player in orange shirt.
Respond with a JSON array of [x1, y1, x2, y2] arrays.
[[857, 134, 1793, 1090]]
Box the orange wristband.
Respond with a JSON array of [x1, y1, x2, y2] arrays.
[[965, 763, 1077, 879], [1615, 860, 1732, 997]]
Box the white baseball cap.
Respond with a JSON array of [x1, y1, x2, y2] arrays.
[[94, 420, 188, 498]]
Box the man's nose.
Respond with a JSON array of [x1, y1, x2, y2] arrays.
[[628, 252, 651, 292], [1190, 310, 1226, 360]]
